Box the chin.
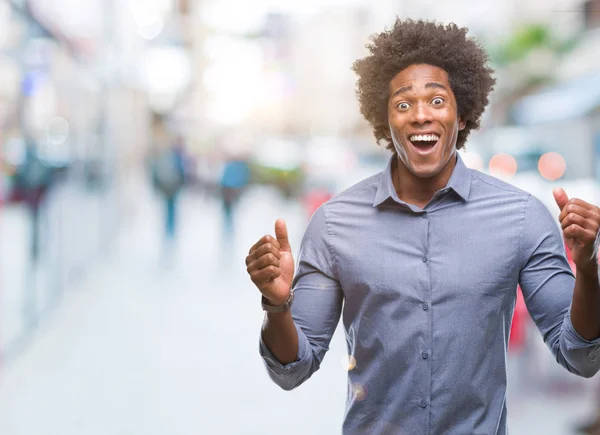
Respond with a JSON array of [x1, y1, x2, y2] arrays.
[[401, 158, 444, 178], [408, 166, 444, 179]]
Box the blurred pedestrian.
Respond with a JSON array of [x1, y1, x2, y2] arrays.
[[13, 140, 53, 262], [219, 155, 250, 239], [245, 19, 600, 435], [151, 135, 186, 246]]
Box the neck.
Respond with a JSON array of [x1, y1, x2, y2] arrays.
[[392, 155, 457, 209]]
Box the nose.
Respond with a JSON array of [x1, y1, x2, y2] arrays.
[[411, 102, 433, 125]]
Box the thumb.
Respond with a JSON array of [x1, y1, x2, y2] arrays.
[[553, 187, 569, 211], [275, 219, 291, 252]]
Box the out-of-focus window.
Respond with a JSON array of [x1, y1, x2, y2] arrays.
[[584, 0, 600, 29]]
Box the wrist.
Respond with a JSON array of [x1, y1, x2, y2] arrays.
[[576, 262, 599, 279], [267, 298, 285, 306], [265, 292, 291, 306], [262, 290, 294, 313]]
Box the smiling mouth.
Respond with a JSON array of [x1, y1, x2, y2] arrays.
[[408, 134, 440, 151]]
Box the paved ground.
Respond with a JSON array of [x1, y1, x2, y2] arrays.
[[0, 185, 597, 435]]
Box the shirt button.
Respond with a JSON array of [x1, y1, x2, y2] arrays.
[[421, 352, 429, 360], [422, 303, 429, 311], [420, 400, 428, 408], [421, 213, 427, 219], [422, 257, 428, 263]]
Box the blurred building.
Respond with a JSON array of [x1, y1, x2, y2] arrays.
[[508, 0, 600, 184], [0, 0, 193, 362], [284, 8, 371, 139]]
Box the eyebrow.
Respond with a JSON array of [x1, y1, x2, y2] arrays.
[[391, 82, 448, 98]]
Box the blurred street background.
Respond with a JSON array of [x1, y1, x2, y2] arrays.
[[0, 0, 600, 434]]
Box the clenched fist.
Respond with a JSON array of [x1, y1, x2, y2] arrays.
[[554, 187, 600, 275], [246, 219, 295, 305]]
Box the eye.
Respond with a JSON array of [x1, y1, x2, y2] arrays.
[[397, 102, 411, 110], [432, 97, 444, 105]]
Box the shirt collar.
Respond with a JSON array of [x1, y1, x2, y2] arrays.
[[372, 152, 472, 207]]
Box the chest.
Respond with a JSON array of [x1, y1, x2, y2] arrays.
[[335, 208, 521, 306]]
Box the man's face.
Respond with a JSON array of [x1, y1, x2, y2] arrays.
[[387, 64, 465, 179]]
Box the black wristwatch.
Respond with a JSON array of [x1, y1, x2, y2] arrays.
[[262, 290, 294, 313]]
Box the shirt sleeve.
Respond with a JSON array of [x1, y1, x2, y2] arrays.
[[259, 205, 344, 390], [519, 194, 600, 378]]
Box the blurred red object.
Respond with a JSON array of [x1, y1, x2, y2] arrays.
[[303, 188, 332, 218], [509, 286, 527, 353]]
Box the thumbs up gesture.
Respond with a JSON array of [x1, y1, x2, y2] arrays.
[[553, 188, 600, 274], [246, 219, 295, 305]]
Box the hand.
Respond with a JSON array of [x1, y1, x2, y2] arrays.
[[553, 187, 600, 275], [245, 219, 295, 305]]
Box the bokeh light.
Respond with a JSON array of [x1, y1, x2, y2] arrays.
[[342, 355, 357, 371], [488, 153, 518, 178], [352, 383, 366, 401], [46, 117, 70, 145], [461, 151, 484, 171], [538, 152, 566, 181], [137, 18, 164, 40]]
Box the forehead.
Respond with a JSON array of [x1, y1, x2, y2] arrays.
[[389, 64, 450, 91]]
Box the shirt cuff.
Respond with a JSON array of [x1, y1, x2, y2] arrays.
[[259, 323, 312, 373], [562, 312, 600, 357]]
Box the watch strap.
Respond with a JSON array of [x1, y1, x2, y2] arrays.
[[262, 291, 294, 313]]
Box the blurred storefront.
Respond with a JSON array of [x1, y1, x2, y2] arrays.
[[508, 6, 600, 194], [0, 0, 157, 363]]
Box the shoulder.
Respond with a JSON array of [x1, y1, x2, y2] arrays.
[[469, 170, 556, 218], [469, 170, 531, 199], [304, 171, 381, 239], [324, 172, 381, 209]]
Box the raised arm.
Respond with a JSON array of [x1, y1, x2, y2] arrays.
[[245, 208, 343, 390]]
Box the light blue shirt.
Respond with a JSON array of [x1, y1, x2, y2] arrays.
[[259, 154, 600, 434]]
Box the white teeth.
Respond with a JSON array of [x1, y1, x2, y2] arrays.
[[410, 134, 439, 142]]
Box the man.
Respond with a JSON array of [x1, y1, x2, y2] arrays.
[[219, 154, 251, 239], [245, 19, 600, 434], [151, 135, 186, 244]]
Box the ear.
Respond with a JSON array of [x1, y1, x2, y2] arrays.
[[383, 126, 391, 139], [458, 118, 466, 131]]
